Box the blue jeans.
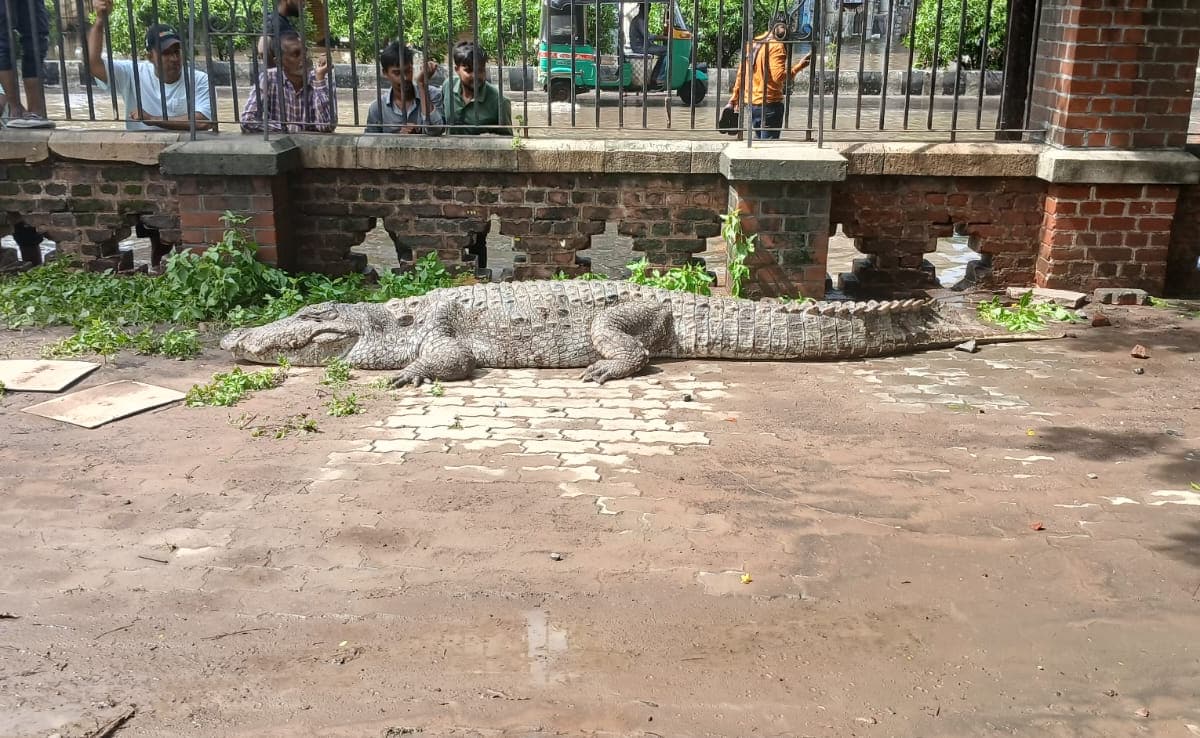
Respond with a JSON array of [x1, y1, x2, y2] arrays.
[[751, 102, 785, 139]]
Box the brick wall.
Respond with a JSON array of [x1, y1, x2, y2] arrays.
[[0, 161, 178, 268], [288, 172, 726, 279], [1167, 184, 1200, 296], [830, 176, 1046, 293], [727, 182, 830, 298], [1029, 0, 1200, 149], [1037, 184, 1178, 291]]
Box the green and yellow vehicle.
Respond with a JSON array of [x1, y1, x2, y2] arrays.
[[533, 0, 708, 106]]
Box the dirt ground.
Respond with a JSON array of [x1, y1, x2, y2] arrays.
[[1, 301, 1198, 738]]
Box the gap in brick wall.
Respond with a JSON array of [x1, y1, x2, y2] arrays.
[[485, 214, 517, 280], [577, 221, 637, 279], [356, 220, 402, 274], [825, 224, 858, 284], [930, 223, 984, 289]]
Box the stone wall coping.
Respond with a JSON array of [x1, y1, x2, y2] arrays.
[[1036, 148, 1200, 185], [834, 142, 1044, 178], [159, 135, 303, 176], [719, 144, 848, 182], [7, 131, 1200, 185]]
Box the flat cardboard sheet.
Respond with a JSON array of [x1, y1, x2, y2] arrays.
[[22, 380, 185, 428], [0, 359, 100, 392]]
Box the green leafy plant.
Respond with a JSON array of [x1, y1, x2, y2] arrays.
[[627, 258, 714, 296], [0, 379, 6, 395], [321, 358, 353, 386], [41, 318, 133, 359], [428, 380, 445, 397], [913, 0, 1008, 71], [977, 291, 1085, 332], [325, 393, 364, 417], [185, 366, 287, 407], [720, 208, 757, 299]]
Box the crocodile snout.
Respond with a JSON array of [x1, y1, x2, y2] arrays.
[[220, 328, 249, 352]]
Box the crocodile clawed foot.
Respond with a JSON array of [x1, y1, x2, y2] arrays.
[[579, 360, 627, 385], [388, 370, 431, 388]]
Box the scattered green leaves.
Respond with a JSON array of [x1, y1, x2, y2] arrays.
[[720, 208, 757, 299], [185, 367, 287, 407], [977, 291, 1085, 332], [428, 380, 445, 397], [627, 258, 714, 296], [0, 379, 5, 395], [325, 393, 364, 417], [247, 413, 320, 439], [40, 320, 201, 360], [321, 358, 353, 386]]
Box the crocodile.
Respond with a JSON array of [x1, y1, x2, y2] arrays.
[[220, 280, 1054, 386]]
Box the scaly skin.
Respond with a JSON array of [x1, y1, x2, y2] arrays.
[[220, 281, 1053, 386]]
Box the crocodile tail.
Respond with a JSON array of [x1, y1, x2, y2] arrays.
[[674, 296, 1062, 360]]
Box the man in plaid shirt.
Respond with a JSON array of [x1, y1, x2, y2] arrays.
[[241, 31, 336, 132]]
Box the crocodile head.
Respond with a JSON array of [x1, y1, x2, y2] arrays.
[[220, 301, 418, 368]]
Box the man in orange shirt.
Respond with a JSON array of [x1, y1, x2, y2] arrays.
[[725, 13, 811, 139]]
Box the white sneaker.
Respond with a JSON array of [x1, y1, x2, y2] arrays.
[[6, 113, 55, 129]]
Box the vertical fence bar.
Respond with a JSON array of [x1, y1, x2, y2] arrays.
[[261, 0, 271, 139], [4, 0, 19, 116], [149, 0, 170, 122], [741, 0, 751, 145], [594, 0, 601, 128], [495, 0, 505, 118], [320, 0, 334, 129], [1020, 0, 1042, 133], [878, 0, 893, 129], [200, 0, 219, 131], [347, 0, 357, 127], [902, 0, 917, 129], [228, 37, 240, 122], [372, 0, 382, 128], [570, 0, 577, 126], [806, 0, 816, 140], [73, 0, 95, 118], [640, 4, 648, 129], [854, 5, 866, 129], [715, 0, 723, 131], [689, 0, 697, 128], [815, 0, 824, 146], [48, 0, 69, 120], [445, 0, 454, 130], [926, 0, 942, 130], [663, 0, 672, 129], [519, 0, 528, 130], [183, 0, 197, 138], [948, 0, 966, 140], [829, 1, 842, 128], [975, 0, 991, 128], [616, 0, 624, 128]]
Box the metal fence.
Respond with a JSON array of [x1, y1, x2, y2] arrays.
[[0, 0, 1037, 144]]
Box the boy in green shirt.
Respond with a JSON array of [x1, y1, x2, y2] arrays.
[[443, 40, 512, 137], [443, 40, 512, 269]]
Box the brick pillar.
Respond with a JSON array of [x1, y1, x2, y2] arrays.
[[160, 137, 301, 270], [1029, 1, 1200, 150], [1028, 1, 1200, 293], [720, 146, 845, 299]]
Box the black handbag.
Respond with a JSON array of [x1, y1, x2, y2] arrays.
[[718, 105, 740, 135]]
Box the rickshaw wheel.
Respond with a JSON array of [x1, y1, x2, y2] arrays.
[[678, 78, 707, 107], [548, 78, 574, 103]]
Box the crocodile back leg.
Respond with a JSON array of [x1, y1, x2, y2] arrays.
[[580, 302, 673, 384]]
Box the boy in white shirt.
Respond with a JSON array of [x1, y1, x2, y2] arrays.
[[87, 0, 213, 131]]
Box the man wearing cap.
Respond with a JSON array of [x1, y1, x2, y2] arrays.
[[87, 0, 212, 131]]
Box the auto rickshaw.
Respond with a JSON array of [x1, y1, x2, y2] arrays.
[[530, 0, 708, 106]]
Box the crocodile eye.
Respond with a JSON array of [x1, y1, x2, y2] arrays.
[[299, 305, 337, 321]]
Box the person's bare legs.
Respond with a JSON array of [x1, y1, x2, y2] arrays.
[[0, 69, 21, 115], [21, 73, 43, 116]]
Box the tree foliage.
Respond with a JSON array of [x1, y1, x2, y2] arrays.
[[94, 0, 814, 67], [912, 0, 1007, 71]]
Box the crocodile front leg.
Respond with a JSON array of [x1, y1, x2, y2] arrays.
[[388, 301, 477, 387], [579, 302, 672, 384]]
